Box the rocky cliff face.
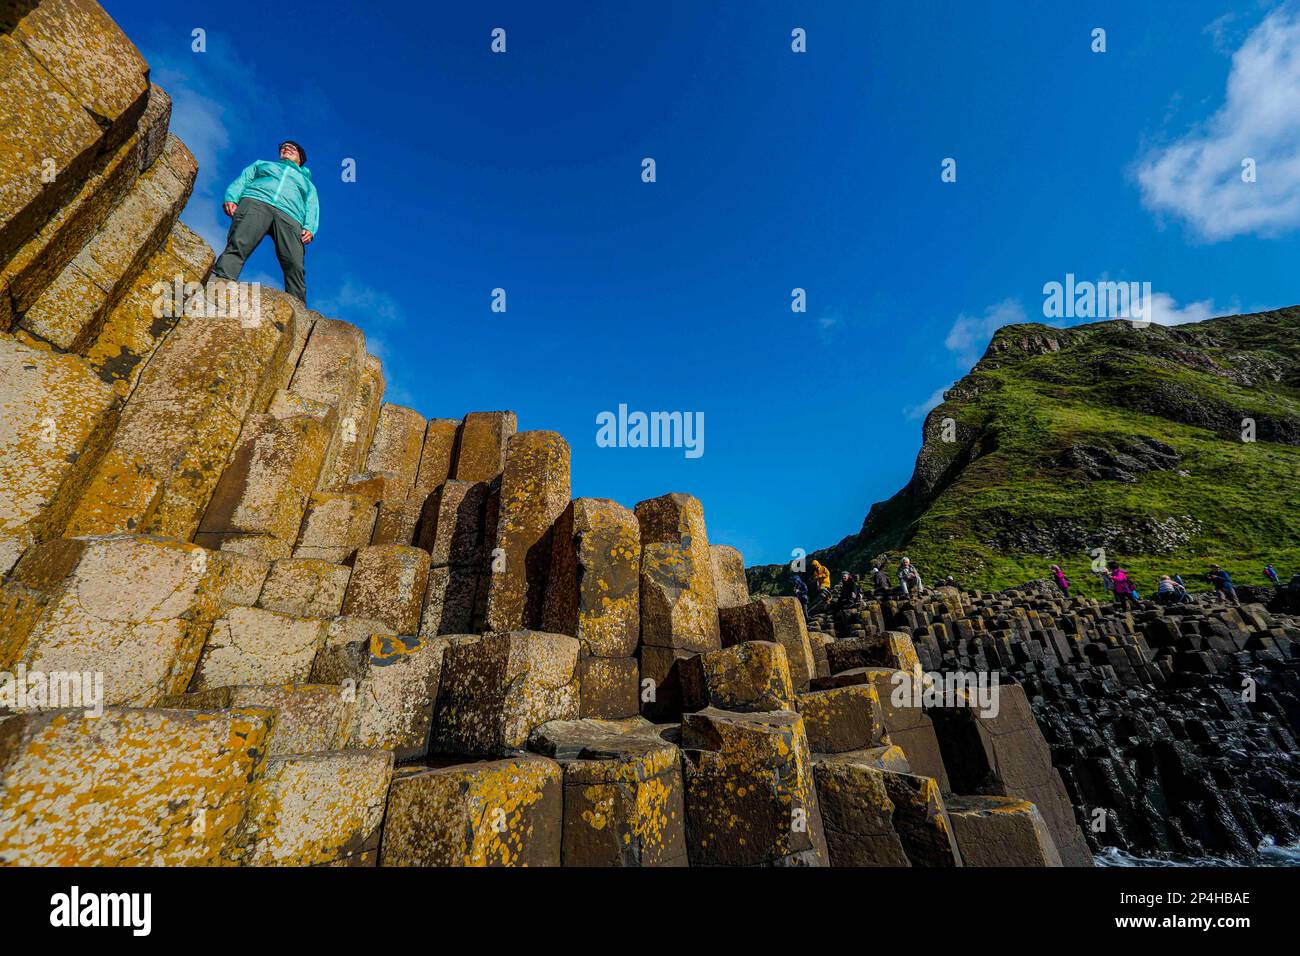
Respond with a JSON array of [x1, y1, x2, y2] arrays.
[[0, 0, 1090, 867], [750, 308, 1300, 596]]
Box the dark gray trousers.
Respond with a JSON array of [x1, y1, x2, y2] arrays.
[[212, 197, 307, 302]]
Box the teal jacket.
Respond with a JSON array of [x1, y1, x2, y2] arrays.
[[224, 159, 319, 234]]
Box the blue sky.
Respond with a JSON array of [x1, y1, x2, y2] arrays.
[[106, 0, 1300, 566]]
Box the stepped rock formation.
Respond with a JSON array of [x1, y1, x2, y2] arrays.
[[0, 0, 1089, 867]]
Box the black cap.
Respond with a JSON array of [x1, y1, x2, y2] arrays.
[[280, 140, 307, 166]]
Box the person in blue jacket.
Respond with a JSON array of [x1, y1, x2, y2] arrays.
[[213, 140, 319, 302]]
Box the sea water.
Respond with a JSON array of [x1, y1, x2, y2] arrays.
[[1095, 837, 1300, 867]]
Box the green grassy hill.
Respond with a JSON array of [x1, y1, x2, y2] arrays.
[[749, 306, 1300, 597]]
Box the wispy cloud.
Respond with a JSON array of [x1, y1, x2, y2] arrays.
[[815, 307, 845, 344], [1136, 3, 1300, 241], [903, 385, 949, 420], [943, 298, 1028, 367], [316, 277, 406, 332]]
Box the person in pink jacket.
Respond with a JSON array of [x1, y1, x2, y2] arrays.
[[1050, 564, 1070, 597], [1108, 561, 1139, 609]]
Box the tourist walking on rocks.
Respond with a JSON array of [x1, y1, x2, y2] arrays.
[[812, 559, 831, 593], [898, 557, 925, 596], [1265, 562, 1280, 587], [213, 140, 319, 303], [790, 570, 809, 619], [1207, 565, 1240, 605], [1050, 564, 1070, 597], [1108, 562, 1138, 609]]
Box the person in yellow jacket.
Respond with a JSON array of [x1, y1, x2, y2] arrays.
[[812, 560, 831, 591]]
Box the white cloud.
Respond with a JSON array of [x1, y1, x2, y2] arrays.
[[1137, 3, 1300, 241], [903, 385, 949, 420], [943, 298, 1028, 367], [1144, 291, 1221, 326]]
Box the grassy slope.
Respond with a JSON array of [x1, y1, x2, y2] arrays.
[[752, 307, 1300, 597]]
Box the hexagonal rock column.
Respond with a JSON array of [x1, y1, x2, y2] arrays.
[[691, 640, 795, 713], [318, 353, 385, 490], [638, 645, 698, 722], [342, 545, 430, 634], [878, 770, 963, 867], [189, 606, 326, 690], [4, 535, 228, 704], [820, 667, 951, 792], [541, 497, 640, 718], [431, 630, 580, 757], [258, 557, 351, 618], [679, 707, 828, 867], [710, 544, 750, 609], [312, 632, 466, 761], [484, 431, 571, 633], [380, 755, 562, 866], [85, 289, 300, 542], [945, 795, 1063, 867], [293, 492, 378, 563], [797, 684, 885, 754], [928, 682, 1092, 866], [194, 405, 334, 561], [362, 403, 426, 498], [230, 750, 393, 866], [0, 0, 150, 268], [812, 755, 911, 866], [825, 630, 922, 676], [719, 596, 816, 693], [529, 717, 688, 866], [284, 318, 365, 487], [635, 493, 720, 654], [21, 135, 196, 353], [417, 478, 489, 637], [0, 336, 119, 573], [452, 410, 516, 482], [0, 707, 272, 866]]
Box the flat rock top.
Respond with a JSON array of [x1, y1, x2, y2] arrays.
[[529, 716, 674, 760]]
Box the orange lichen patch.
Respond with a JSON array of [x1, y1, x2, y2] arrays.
[[0, 706, 271, 866], [62, 448, 160, 537]]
